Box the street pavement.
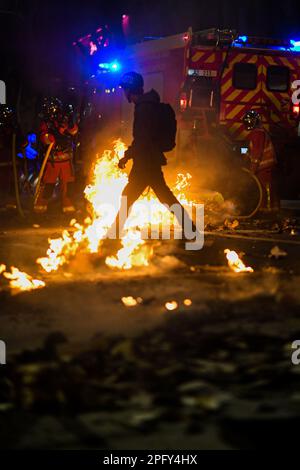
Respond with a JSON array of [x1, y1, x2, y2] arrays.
[[0, 212, 300, 448]]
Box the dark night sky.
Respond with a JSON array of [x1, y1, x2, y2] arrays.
[[1, 0, 300, 99]]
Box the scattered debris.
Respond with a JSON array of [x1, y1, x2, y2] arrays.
[[224, 219, 239, 230], [269, 246, 288, 259]]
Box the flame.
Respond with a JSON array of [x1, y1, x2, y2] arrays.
[[2, 266, 45, 293], [121, 296, 143, 307], [224, 249, 254, 273], [165, 300, 178, 311], [0, 140, 230, 292], [36, 140, 197, 272], [36, 140, 128, 272]]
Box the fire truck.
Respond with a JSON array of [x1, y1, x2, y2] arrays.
[[88, 28, 300, 199]]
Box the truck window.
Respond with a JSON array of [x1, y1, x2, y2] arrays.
[[185, 76, 215, 107], [233, 63, 257, 90], [267, 65, 289, 92]]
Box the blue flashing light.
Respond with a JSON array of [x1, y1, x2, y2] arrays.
[[110, 61, 120, 71], [290, 39, 300, 51], [238, 35, 248, 43], [98, 61, 121, 72], [99, 62, 110, 69]]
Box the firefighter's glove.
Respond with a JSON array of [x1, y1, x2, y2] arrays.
[[118, 157, 128, 170]]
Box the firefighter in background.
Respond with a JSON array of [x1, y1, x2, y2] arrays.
[[243, 110, 279, 212], [34, 98, 78, 213]]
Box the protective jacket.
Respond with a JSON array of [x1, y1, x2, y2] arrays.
[[40, 119, 78, 162], [125, 89, 166, 168], [248, 127, 276, 172]]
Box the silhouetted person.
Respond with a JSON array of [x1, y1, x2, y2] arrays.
[[111, 71, 196, 238], [243, 110, 278, 212]]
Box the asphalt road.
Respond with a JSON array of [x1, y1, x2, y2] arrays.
[[0, 214, 300, 449]]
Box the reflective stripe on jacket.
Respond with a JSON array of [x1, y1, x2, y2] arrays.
[[249, 128, 276, 170]]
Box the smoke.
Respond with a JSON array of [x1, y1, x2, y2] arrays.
[[162, 127, 258, 221]]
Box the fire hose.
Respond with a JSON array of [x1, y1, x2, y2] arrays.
[[34, 142, 54, 206], [12, 133, 24, 218], [232, 167, 263, 220]]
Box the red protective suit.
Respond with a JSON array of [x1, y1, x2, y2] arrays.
[[248, 127, 278, 211], [34, 119, 78, 213]]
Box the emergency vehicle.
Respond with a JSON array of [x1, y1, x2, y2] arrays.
[[90, 28, 300, 198]]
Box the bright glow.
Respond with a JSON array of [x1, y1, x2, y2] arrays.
[[183, 299, 192, 306], [122, 296, 138, 307], [89, 41, 98, 55], [99, 61, 121, 72], [293, 104, 300, 115], [0, 264, 6, 274], [165, 301, 178, 311], [290, 39, 300, 51], [110, 61, 120, 71], [180, 93, 187, 111], [238, 35, 248, 43], [34, 140, 198, 274], [2, 266, 45, 293], [224, 249, 254, 273]]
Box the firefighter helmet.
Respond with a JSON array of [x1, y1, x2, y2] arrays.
[[119, 72, 144, 93], [41, 97, 63, 121], [243, 110, 261, 130]]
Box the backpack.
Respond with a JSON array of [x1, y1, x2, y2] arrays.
[[156, 103, 177, 152]]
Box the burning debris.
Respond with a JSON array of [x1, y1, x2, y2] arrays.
[[165, 301, 179, 311], [105, 231, 154, 270], [0, 140, 233, 294], [224, 219, 239, 230], [269, 246, 288, 259], [121, 296, 143, 307], [34, 139, 202, 274], [1, 266, 45, 294], [224, 249, 254, 273]]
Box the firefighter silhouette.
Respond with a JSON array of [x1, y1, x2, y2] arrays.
[[34, 97, 78, 213], [243, 110, 279, 212]]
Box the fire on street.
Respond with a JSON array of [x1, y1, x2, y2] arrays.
[[0, 209, 300, 448]]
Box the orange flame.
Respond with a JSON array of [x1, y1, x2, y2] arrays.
[[224, 249, 254, 273], [2, 266, 45, 293], [36, 140, 197, 272]]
